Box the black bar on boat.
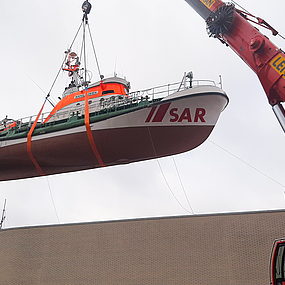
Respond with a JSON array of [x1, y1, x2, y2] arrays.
[[184, 0, 212, 20]]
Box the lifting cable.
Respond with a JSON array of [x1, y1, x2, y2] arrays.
[[277, 33, 285, 41], [79, 10, 102, 80], [231, 0, 250, 14], [209, 140, 285, 189], [231, 0, 285, 41], [156, 158, 193, 215], [46, 177, 60, 224], [27, 98, 48, 176], [26, 22, 83, 176], [46, 22, 83, 99], [87, 23, 103, 79], [28, 76, 56, 107], [84, 85, 106, 167], [28, 2, 106, 172], [172, 157, 195, 214], [47, 0, 103, 97], [147, 127, 194, 214], [83, 16, 88, 85], [82, 9, 105, 167]]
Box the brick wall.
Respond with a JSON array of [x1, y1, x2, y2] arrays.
[[1, 210, 285, 284]]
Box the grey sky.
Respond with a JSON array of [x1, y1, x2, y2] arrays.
[[0, 0, 284, 228]]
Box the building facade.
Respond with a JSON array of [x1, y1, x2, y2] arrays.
[[1, 210, 285, 284]]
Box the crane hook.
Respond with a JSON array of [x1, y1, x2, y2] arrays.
[[82, 1, 92, 15]]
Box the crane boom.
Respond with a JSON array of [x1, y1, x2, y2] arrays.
[[185, 0, 285, 132]]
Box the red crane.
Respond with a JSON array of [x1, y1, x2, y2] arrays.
[[185, 0, 285, 132]]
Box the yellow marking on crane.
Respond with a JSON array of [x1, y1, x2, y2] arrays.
[[200, 0, 215, 9], [270, 54, 285, 77]]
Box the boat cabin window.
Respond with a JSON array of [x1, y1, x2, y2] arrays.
[[102, 90, 115, 95]]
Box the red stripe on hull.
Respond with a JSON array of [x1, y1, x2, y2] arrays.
[[152, 103, 171, 122], [0, 125, 213, 181], [145, 106, 157, 123]]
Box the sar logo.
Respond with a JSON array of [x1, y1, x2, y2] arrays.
[[145, 103, 206, 123]]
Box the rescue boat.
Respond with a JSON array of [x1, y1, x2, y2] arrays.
[[0, 1, 229, 182]]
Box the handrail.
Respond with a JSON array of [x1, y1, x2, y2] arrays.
[[129, 79, 216, 101], [0, 78, 217, 132]]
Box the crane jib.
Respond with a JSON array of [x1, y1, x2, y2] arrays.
[[184, 0, 213, 20], [185, 0, 285, 133]]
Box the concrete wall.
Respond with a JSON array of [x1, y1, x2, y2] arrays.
[[1, 210, 285, 284]]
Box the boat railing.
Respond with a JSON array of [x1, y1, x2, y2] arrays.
[[3, 112, 52, 130], [1, 78, 217, 133], [128, 78, 217, 101]]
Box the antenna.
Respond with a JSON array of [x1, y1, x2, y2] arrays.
[[219, 75, 223, 89], [0, 199, 6, 230]]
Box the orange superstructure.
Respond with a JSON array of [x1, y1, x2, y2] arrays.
[[44, 47, 130, 124], [45, 77, 130, 123]]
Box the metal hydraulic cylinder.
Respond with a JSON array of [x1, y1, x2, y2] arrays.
[[273, 103, 285, 132]]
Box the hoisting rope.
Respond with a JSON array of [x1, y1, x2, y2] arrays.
[[26, 19, 84, 174], [46, 22, 83, 99], [28, 1, 105, 171], [87, 23, 103, 79], [230, 1, 250, 14], [84, 87, 105, 167], [26, 7, 85, 174], [82, 4, 105, 167], [27, 98, 48, 176], [231, 0, 285, 40], [147, 127, 193, 215], [47, 0, 103, 99]]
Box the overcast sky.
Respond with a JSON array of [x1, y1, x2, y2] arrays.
[[0, 0, 284, 228]]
